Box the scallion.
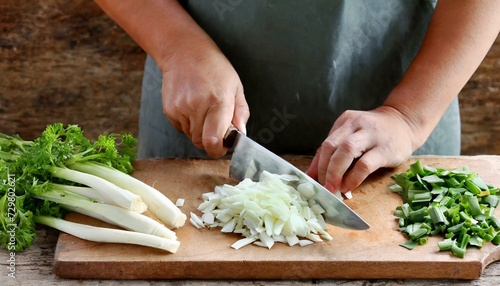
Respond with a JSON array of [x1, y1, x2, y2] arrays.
[[391, 160, 500, 258]]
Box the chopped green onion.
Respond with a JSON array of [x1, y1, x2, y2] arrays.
[[469, 235, 484, 248], [419, 236, 428, 246], [451, 242, 466, 258], [409, 228, 428, 240], [429, 206, 446, 226], [493, 234, 500, 245], [422, 175, 445, 184], [471, 177, 489, 190], [391, 160, 500, 258], [410, 160, 426, 176], [483, 195, 499, 208], [409, 207, 428, 222], [400, 240, 419, 250], [467, 196, 483, 217], [465, 179, 481, 195], [438, 238, 454, 251]]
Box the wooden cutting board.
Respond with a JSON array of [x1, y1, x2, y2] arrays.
[[53, 156, 500, 280]]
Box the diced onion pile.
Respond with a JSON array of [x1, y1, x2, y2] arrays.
[[190, 171, 333, 249]]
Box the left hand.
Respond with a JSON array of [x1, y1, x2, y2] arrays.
[[306, 105, 421, 193]]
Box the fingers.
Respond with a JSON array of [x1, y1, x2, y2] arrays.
[[161, 52, 249, 157], [320, 131, 371, 192], [202, 84, 249, 157], [312, 117, 357, 187], [339, 149, 387, 192], [312, 134, 377, 193], [167, 85, 248, 158], [305, 151, 320, 180], [309, 108, 415, 194], [201, 93, 236, 158], [189, 114, 205, 150], [232, 88, 250, 135]]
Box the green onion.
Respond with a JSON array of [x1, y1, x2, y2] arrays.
[[409, 207, 428, 222], [410, 160, 425, 176], [0, 124, 184, 253], [422, 175, 445, 184], [483, 195, 499, 208], [451, 242, 466, 258], [419, 236, 428, 246], [444, 177, 461, 188], [391, 160, 500, 258], [472, 177, 489, 190], [467, 196, 483, 217], [469, 235, 484, 248], [447, 222, 465, 234], [400, 240, 419, 250], [465, 179, 481, 195], [393, 209, 404, 218], [491, 216, 500, 229], [493, 234, 500, 245], [34, 216, 179, 253], [409, 228, 428, 240], [429, 206, 446, 226], [438, 238, 454, 251]]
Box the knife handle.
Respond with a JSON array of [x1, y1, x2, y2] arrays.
[[223, 124, 239, 148]]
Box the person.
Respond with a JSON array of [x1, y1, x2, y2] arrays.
[[94, 0, 500, 194]]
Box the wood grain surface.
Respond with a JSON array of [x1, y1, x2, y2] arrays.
[[52, 156, 500, 280], [1, 156, 500, 285]]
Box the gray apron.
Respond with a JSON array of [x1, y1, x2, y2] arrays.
[[137, 0, 460, 159]]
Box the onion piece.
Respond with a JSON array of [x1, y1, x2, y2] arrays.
[[299, 240, 315, 247], [194, 171, 334, 249], [344, 191, 353, 200], [231, 237, 256, 250], [175, 198, 185, 207]]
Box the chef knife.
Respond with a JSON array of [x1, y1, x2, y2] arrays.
[[223, 126, 370, 230]]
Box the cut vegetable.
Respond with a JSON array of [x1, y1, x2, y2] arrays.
[[70, 162, 186, 228], [34, 216, 179, 253], [34, 186, 177, 240], [391, 160, 500, 258], [193, 171, 333, 249], [175, 198, 185, 207], [50, 166, 146, 213]]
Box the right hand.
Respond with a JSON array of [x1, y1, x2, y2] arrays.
[[160, 43, 250, 158]]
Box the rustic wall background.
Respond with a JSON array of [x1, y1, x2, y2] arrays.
[[0, 0, 144, 142], [1, 1, 499, 155]]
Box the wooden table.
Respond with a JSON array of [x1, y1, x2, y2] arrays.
[[2, 156, 500, 285]]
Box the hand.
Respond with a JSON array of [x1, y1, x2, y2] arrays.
[[160, 44, 250, 158], [306, 106, 420, 193]]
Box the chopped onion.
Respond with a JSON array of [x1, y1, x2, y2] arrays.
[[231, 237, 256, 250], [202, 212, 215, 225], [175, 198, 185, 207], [190, 212, 205, 229], [344, 191, 353, 200], [192, 171, 333, 249], [298, 239, 315, 247], [297, 182, 315, 199]]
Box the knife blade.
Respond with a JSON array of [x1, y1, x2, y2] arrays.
[[223, 126, 370, 230]]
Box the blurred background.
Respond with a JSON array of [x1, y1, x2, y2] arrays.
[[1, 1, 499, 155]]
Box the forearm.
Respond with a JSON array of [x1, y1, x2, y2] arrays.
[[384, 0, 500, 148], [94, 0, 220, 72]]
